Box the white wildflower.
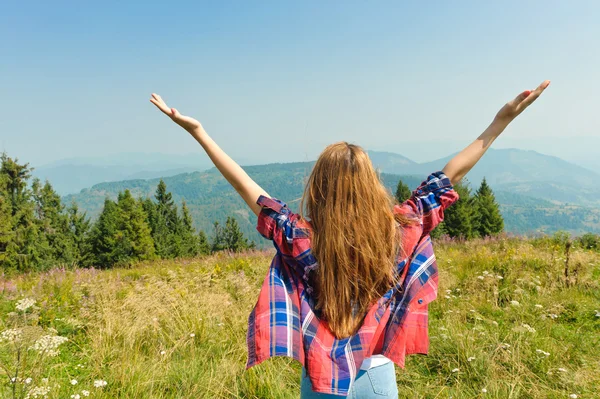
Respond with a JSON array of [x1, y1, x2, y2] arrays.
[[482, 271, 489, 275], [496, 275, 503, 280], [217, 323, 224, 327], [25, 377, 32, 384], [535, 304, 543, 309], [71, 395, 80, 399], [16, 298, 36, 312], [455, 288, 461, 292], [467, 356, 476, 362], [189, 333, 195, 338], [482, 388, 488, 393], [499, 343, 511, 349], [595, 310, 600, 318], [470, 309, 476, 313], [558, 367, 567, 372], [491, 320, 498, 326], [24, 385, 51, 399], [71, 379, 78, 385], [477, 276, 485, 280], [11, 377, 17, 383], [29, 335, 68, 357], [510, 300, 520, 306], [569, 395, 578, 399], [160, 350, 166, 355], [522, 323, 536, 333], [81, 390, 90, 396], [444, 295, 451, 299], [0, 328, 23, 343], [93, 380, 107, 388], [451, 368, 459, 373], [445, 289, 452, 294], [549, 313, 558, 319], [536, 349, 550, 357]]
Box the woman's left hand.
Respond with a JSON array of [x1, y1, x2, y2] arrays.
[[494, 80, 551, 123], [150, 93, 203, 133]]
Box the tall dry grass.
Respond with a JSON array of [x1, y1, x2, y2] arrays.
[[1, 239, 599, 398]]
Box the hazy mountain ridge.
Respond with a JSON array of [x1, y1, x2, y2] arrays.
[[64, 154, 600, 245], [369, 148, 600, 207]]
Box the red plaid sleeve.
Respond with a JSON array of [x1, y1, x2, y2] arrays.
[[256, 195, 297, 256], [402, 171, 459, 236]]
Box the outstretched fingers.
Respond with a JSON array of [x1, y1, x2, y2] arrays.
[[150, 93, 173, 116], [518, 80, 550, 109]]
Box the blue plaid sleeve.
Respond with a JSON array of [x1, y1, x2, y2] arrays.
[[256, 195, 295, 254], [410, 171, 459, 234]]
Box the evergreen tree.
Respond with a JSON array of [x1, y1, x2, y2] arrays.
[[442, 180, 477, 239], [395, 179, 412, 203], [0, 152, 32, 216], [32, 178, 76, 264], [147, 180, 180, 258], [223, 216, 254, 252], [211, 221, 225, 252], [474, 178, 504, 237], [0, 174, 14, 266], [88, 198, 122, 267], [198, 230, 211, 255], [179, 200, 201, 257], [0, 154, 46, 271], [89, 191, 155, 267], [430, 221, 446, 239], [117, 190, 155, 262], [67, 201, 92, 265]]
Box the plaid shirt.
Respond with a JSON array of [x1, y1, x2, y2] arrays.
[[246, 171, 458, 396]]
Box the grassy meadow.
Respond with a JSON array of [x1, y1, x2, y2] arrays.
[[1, 237, 599, 399]]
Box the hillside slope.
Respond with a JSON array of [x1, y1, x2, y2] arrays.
[[65, 162, 600, 244]]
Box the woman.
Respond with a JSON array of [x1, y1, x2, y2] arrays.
[[150, 80, 550, 397]]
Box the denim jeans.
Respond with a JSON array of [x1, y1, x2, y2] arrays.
[[300, 362, 398, 398]]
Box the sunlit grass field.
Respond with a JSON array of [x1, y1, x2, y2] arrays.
[[1, 237, 599, 398]]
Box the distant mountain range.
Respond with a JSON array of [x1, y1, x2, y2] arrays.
[[33, 152, 237, 195], [63, 148, 600, 243], [368, 149, 600, 207]]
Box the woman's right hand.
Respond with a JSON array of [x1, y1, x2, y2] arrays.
[[150, 93, 203, 133]]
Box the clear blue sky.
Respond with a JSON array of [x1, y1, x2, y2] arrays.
[[1, 1, 598, 167]]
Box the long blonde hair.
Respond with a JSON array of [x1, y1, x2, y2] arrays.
[[300, 142, 411, 339]]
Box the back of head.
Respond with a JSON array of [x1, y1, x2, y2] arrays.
[[301, 142, 405, 339]]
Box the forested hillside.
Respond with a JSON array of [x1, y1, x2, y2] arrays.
[[65, 162, 600, 246]]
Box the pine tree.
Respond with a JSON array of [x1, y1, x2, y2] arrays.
[[0, 152, 32, 216], [223, 216, 254, 252], [211, 221, 225, 252], [395, 179, 412, 203], [474, 178, 504, 237], [442, 180, 477, 239], [0, 154, 46, 271], [149, 180, 180, 258], [117, 190, 155, 262], [198, 230, 211, 255], [32, 178, 76, 264], [0, 174, 14, 266], [67, 201, 92, 265], [88, 198, 122, 267], [179, 200, 201, 257]]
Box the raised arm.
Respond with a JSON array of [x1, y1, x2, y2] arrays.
[[150, 94, 269, 216], [442, 80, 551, 185]]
